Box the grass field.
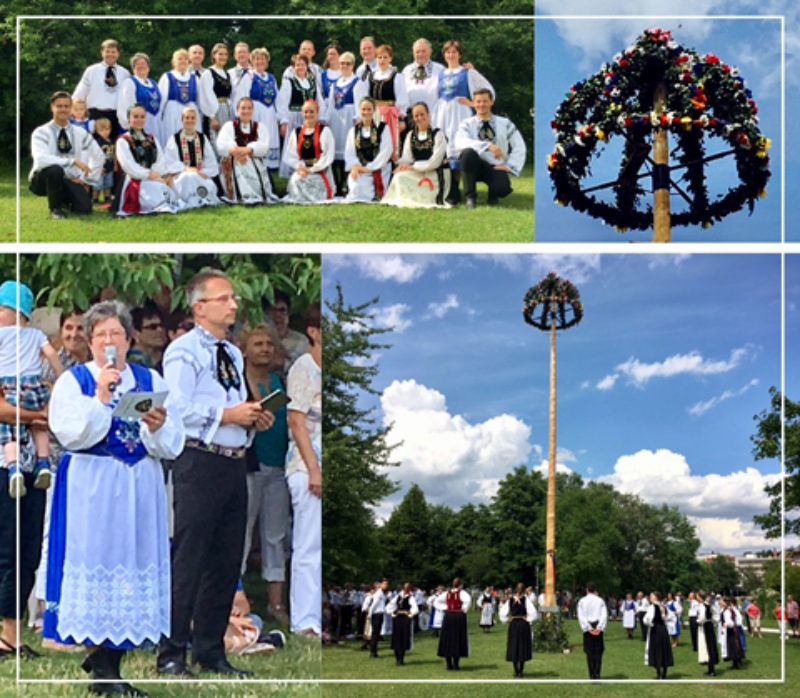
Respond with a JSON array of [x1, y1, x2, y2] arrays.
[[321, 611, 797, 698], [6, 164, 534, 244]]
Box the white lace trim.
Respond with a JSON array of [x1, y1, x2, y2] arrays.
[[56, 561, 170, 645]]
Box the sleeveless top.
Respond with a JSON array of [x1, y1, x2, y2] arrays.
[[332, 77, 358, 110], [133, 77, 161, 116], [69, 362, 153, 465], [445, 589, 462, 612], [397, 595, 412, 612], [295, 123, 327, 166], [172, 131, 207, 168], [509, 597, 526, 618], [166, 72, 198, 104], [233, 120, 260, 147], [366, 69, 398, 103], [250, 72, 277, 108], [288, 77, 317, 112], [438, 68, 470, 102], [211, 68, 232, 99], [354, 122, 386, 166], [407, 127, 440, 161], [120, 132, 158, 169]]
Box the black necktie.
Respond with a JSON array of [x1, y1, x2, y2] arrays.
[[413, 65, 426, 81], [216, 342, 241, 391], [105, 65, 117, 87], [479, 120, 495, 141], [57, 127, 72, 154]]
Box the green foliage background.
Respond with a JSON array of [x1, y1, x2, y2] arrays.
[[3, 2, 534, 168]]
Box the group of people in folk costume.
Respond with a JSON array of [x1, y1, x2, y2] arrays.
[[29, 36, 526, 220]]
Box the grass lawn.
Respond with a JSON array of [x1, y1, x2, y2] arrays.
[[0, 571, 320, 697], [322, 611, 795, 697], [7, 163, 534, 244]]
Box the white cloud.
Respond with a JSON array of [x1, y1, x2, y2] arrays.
[[532, 459, 574, 476], [528, 254, 602, 285], [687, 378, 759, 416], [380, 379, 533, 506], [596, 373, 619, 391], [426, 294, 459, 319], [373, 304, 412, 333], [689, 516, 779, 552], [351, 353, 381, 368], [326, 254, 437, 284], [610, 346, 751, 388], [647, 254, 691, 270], [580, 380, 591, 390]]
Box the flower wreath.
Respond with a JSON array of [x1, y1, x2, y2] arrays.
[[547, 28, 771, 232], [523, 273, 583, 330]]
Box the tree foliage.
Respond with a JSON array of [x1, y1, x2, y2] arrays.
[[4, 3, 533, 168], [763, 560, 800, 599], [321, 283, 397, 584], [0, 253, 319, 328], [752, 387, 800, 537]]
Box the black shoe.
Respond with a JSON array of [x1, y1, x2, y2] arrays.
[[465, 197, 477, 210], [195, 658, 252, 676], [157, 659, 194, 677], [487, 196, 499, 206], [49, 208, 66, 220]]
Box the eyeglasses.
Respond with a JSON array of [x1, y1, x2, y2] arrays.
[[197, 294, 241, 304], [92, 329, 127, 341], [142, 321, 163, 330]]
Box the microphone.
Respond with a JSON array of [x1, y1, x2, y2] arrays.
[[104, 345, 118, 392]]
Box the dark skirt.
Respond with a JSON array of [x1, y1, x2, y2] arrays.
[[437, 611, 469, 658], [506, 618, 532, 662], [647, 624, 674, 668], [391, 613, 413, 652], [726, 627, 744, 661], [701, 621, 719, 665]]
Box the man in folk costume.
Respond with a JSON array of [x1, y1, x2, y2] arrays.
[[365, 579, 389, 658], [157, 270, 274, 677], [401, 38, 444, 116], [283, 100, 336, 203], [577, 582, 607, 680], [635, 591, 650, 641], [216, 97, 277, 204], [356, 36, 378, 80], [29, 91, 104, 219], [454, 89, 525, 209], [163, 106, 221, 209], [73, 39, 129, 139], [281, 39, 323, 85]]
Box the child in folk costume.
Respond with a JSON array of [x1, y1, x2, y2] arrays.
[[344, 98, 393, 203], [478, 586, 495, 633], [499, 582, 537, 678], [666, 592, 680, 648], [696, 592, 720, 676], [386, 582, 419, 666], [434, 577, 471, 671], [622, 593, 637, 639], [91, 118, 115, 208], [643, 592, 674, 680]]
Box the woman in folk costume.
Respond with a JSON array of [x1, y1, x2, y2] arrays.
[[344, 97, 393, 203], [386, 582, 419, 666], [722, 597, 745, 670], [696, 592, 719, 676], [117, 52, 162, 146], [431, 40, 494, 205], [729, 597, 747, 656], [354, 44, 408, 161], [325, 51, 359, 197], [163, 106, 221, 209], [114, 104, 184, 216], [643, 592, 674, 680], [499, 582, 537, 678], [277, 54, 325, 178], [216, 97, 278, 204], [434, 577, 471, 671], [233, 47, 281, 171], [320, 43, 343, 102], [201, 43, 235, 156], [283, 99, 336, 204], [666, 592, 680, 648], [383, 101, 450, 208], [157, 48, 212, 142], [478, 586, 495, 633], [44, 301, 184, 696], [622, 593, 637, 639]]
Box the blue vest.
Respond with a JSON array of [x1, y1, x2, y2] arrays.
[[321, 70, 337, 100], [69, 363, 153, 465], [438, 68, 470, 102], [333, 77, 358, 110], [167, 72, 198, 104], [250, 72, 277, 108], [133, 77, 162, 116]]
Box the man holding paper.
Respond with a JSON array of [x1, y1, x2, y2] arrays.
[[45, 300, 184, 695], [157, 269, 274, 677]]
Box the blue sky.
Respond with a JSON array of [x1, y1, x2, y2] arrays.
[[534, 3, 789, 242], [324, 253, 786, 554]]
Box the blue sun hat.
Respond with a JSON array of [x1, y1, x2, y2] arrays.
[[0, 280, 34, 319]]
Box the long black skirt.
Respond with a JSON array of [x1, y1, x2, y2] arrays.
[[700, 621, 719, 665], [506, 618, 532, 662], [726, 627, 744, 662], [438, 611, 469, 658], [647, 624, 674, 668], [391, 614, 413, 652]]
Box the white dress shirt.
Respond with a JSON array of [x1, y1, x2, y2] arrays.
[[29, 120, 105, 184], [454, 113, 526, 177], [73, 61, 130, 111], [577, 593, 608, 632]]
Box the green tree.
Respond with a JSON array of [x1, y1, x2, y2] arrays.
[[322, 284, 397, 583], [752, 387, 800, 538], [704, 555, 740, 595], [763, 560, 800, 599]]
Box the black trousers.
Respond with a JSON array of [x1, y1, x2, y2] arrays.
[[370, 612, 384, 656], [89, 108, 121, 140], [29, 165, 92, 214], [689, 616, 698, 651], [0, 470, 45, 619], [583, 630, 604, 678], [157, 448, 247, 665], [638, 611, 647, 640], [459, 147, 512, 201], [340, 604, 354, 635]]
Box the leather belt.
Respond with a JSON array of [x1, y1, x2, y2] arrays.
[[186, 438, 245, 459]]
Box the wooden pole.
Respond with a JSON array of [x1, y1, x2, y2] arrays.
[[545, 312, 557, 609], [652, 80, 671, 242]]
